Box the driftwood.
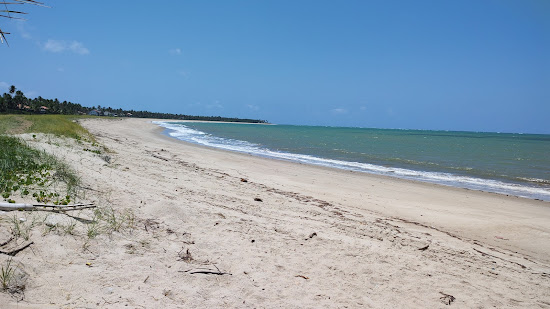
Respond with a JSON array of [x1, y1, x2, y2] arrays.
[[0, 202, 95, 211]]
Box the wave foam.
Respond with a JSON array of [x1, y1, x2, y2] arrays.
[[154, 121, 550, 201]]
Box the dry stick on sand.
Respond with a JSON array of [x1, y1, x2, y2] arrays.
[[0, 236, 14, 247], [0, 202, 95, 211], [0, 241, 34, 256], [180, 264, 232, 276], [439, 292, 456, 305]]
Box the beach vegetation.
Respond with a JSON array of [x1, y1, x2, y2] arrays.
[[9, 214, 38, 241], [0, 134, 81, 204], [0, 258, 15, 291], [0, 257, 27, 297], [90, 206, 136, 235], [0, 114, 95, 140], [86, 221, 100, 239], [82, 206, 136, 239]]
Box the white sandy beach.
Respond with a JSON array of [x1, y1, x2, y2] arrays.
[[1, 117, 549, 308]]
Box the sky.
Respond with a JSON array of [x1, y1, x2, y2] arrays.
[[1, 0, 549, 133]]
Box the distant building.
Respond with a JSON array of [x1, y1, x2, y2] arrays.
[[39, 106, 49, 114], [17, 104, 31, 111], [88, 109, 102, 116]]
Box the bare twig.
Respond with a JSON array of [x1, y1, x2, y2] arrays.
[[0, 236, 14, 247], [0, 241, 33, 256], [439, 292, 455, 305], [0, 202, 95, 211], [179, 266, 232, 276], [1, 0, 48, 45]]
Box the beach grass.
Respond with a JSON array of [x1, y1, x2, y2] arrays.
[[0, 115, 94, 141]]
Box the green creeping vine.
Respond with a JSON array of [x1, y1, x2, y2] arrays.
[[0, 135, 79, 204]]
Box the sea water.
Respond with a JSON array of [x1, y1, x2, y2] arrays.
[[154, 121, 550, 201]]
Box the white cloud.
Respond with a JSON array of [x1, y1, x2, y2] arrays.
[[359, 106, 367, 111], [16, 21, 32, 39], [187, 102, 201, 108], [43, 40, 65, 52], [43, 39, 90, 55], [331, 108, 348, 114], [247, 104, 260, 111], [206, 101, 223, 109], [69, 41, 90, 55], [169, 48, 182, 55]]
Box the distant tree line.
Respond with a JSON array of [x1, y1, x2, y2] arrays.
[[0, 86, 268, 123]]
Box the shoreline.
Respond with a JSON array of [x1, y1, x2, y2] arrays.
[[155, 120, 550, 203], [2, 117, 549, 308], [148, 118, 550, 261], [154, 120, 550, 202]]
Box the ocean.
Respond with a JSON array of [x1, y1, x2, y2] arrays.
[[154, 121, 550, 201]]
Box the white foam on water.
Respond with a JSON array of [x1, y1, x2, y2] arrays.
[[154, 121, 550, 201]]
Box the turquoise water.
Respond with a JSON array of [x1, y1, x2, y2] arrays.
[[155, 121, 550, 201]]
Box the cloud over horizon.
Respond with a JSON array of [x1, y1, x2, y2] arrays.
[[331, 108, 348, 114], [43, 39, 90, 55], [169, 48, 182, 55]]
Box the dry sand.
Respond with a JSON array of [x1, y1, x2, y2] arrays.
[[1, 117, 549, 308]]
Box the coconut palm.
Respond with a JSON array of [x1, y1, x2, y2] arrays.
[[1, 1, 47, 45]]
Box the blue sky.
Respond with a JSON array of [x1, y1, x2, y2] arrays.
[[1, 1, 549, 133]]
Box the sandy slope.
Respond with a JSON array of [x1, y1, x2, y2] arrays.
[[1, 118, 549, 308]]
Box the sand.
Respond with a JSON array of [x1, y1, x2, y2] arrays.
[[1, 117, 549, 308]]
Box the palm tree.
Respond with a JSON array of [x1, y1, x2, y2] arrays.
[[1, 1, 47, 45]]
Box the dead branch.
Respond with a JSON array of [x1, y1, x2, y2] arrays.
[[185, 270, 232, 275], [0, 236, 14, 247], [0, 202, 95, 211], [439, 292, 456, 305], [179, 266, 232, 276], [0, 241, 33, 256]]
